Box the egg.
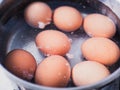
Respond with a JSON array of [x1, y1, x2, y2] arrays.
[[35, 55, 71, 87], [35, 30, 71, 56], [53, 6, 83, 32], [81, 37, 120, 65], [4, 49, 37, 81], [72, 61, 110, 86], [24, 2, 52, 29], [83, 13, 116, 38]]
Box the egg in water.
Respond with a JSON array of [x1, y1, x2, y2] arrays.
[[24, 2, 52, 29], [35, 55, 71, 87], [4, 49, 37, 81], [81, 37, 120, 65], [83, 13, 116, 38], [53, 6, 83, 32], [35, 30, 71, 56], [72, 61, 110, 86]]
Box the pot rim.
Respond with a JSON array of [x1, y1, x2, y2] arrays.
[[0, 64, 120, 90]]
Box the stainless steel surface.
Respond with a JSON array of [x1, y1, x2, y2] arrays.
[[0, 65, 19, 90]]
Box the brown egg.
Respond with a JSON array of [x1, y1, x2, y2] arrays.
[[72, 61, 110, 86], [83, 13, 116, 38], [24, 2, 52, 29], [53, 6, 83, 32], [35, 55, 71, 87], [81, 37, 120, 65], [35, 30, 71, 56], [4, 49, 37, 81]]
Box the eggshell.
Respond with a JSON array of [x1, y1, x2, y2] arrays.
[[24, 2, 52, 29], [83, 13, 116, 38], [53, 6, 83, 32], [72, 61, 110, 86], [4, 49, 37, 81], [35, 30, 71, 56], [35, 55, 71, 87], [81, 37, 120, 65]]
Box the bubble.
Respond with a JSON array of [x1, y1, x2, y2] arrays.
[[66, 53, 74, 59], [38, 22, 46, 29]]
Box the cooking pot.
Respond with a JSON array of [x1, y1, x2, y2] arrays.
[[0, 0, 120, 90]]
